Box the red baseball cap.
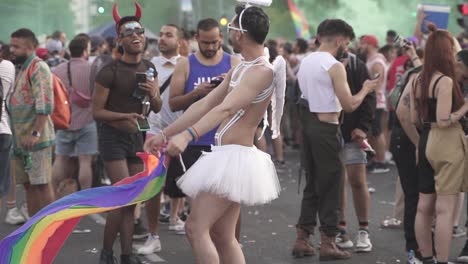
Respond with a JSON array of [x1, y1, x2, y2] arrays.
[[361, 35, 379, 48], [36, 48, 48, 60]]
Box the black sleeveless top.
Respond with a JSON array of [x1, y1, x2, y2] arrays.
[[421, 75, 445, 123]]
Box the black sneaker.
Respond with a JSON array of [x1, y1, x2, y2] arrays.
[[370, 162, 390, 174], [133, 219, 148, 240], [159, 214, 170, 224], [99, 249, 117, 264], [121, 254, 143, 264], [458, 240, 468, 263], [179, 211, 189, 222]]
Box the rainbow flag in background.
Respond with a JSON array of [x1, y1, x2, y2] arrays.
[[288, 0, 311, 39], [0, 153, 167, 264]]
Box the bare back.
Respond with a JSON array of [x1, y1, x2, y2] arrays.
[[215, 57, 274, 147]]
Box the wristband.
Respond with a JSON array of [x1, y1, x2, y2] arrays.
[[186, 128, 197, 141], [187, 127, 200, 141], [411, 57, 419, 62]]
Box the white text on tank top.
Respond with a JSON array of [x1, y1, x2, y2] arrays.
[[297, 52, 342, 113]]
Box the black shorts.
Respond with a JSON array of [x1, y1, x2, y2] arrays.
[[164, 145, 211, 198], [98, 123, 144, 164], [371, 109, 385, 137], [388, 110, 397, 131], [417, 127, 436, 194]]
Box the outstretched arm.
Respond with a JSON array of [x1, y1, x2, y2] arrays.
[[149, 65, 273, 156]]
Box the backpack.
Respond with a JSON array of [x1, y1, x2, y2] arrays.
[[28, 59, 71, 130], [388, 65, 422, 110]]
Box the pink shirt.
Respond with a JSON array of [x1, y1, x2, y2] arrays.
[[53, 58, 94, 130], [366, 53, 388, 110]]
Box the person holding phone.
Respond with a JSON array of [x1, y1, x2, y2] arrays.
[[92, 4, 162, 263], [358, 35, 390, 174]]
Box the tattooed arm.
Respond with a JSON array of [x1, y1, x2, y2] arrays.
[[396, 74, 420, 146]]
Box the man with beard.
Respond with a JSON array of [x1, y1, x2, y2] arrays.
[[93, 4, 162, 263], [8, 28, 56, 217], [145, 4, 280, 262], [136, 23, 184, 255], [168, 17, 240, 225], [292, 19, 377, 261]]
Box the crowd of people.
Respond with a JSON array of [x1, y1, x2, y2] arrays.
[[1, 3, 468, 264]]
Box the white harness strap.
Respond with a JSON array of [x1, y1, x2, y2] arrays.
[[214, 56, 274, 146]]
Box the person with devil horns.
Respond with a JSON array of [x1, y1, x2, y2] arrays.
[[93, 2, 162, 264]]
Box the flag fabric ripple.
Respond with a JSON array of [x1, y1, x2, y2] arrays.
[[0, 153, 166, 264]]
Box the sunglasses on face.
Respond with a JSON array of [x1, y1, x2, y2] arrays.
[[227, 23, 247, 33], [120, 27, 145, 38]]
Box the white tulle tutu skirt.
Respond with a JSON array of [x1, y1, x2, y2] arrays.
[[177, 144, 281, 206]]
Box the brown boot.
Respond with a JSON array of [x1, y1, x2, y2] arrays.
[[291, 227, 316, 258], [319, 232, 352, 261]]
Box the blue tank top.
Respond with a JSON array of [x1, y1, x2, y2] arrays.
[[185, 52, 232, 146]]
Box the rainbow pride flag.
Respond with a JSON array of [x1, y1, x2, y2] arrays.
[[288, 0, 311, 39], [0, 153, 166, 264]]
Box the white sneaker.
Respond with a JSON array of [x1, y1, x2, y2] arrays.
[[20, 204, 30, 220], [335, 232, 354, 249], [136, 234, 162, 255], [355, 230, 372, 252], [169, 218, 186, 235], [5, 207, 26, 225]]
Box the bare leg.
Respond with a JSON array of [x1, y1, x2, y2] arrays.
[[24, 183, 55, 216], [169, 197, 181, 223], [52, 155, 74, 195], [146, 192, 162, 235], [415, 193, 436, 258], [185, 192, 242, 264], [77, 155, 93, 190], [272, 136, 284, 162], [102, 160, 143, 254], [369, 134, 386, 163], [235, 213, 241, 242], [211, 204, 245, 264], [453, 192, 465, 228], [434, 194, 458, 262], [347, 164, 369, 224], [6, 174, 18, 209]]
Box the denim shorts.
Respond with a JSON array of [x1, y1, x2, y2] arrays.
[[0, 134, 12, 197], [55, 122, 98, 156], [343, 141, 367, 165]]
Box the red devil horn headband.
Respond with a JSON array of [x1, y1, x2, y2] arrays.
[[112, 1, 142, 24]]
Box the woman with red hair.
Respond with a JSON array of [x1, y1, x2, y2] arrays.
[[409, 24, 468, 264]]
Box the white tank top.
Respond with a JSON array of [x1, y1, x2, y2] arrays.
[[297, 52, 342, 113]]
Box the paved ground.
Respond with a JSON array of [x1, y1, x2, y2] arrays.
[[1, 148, 467, 263]]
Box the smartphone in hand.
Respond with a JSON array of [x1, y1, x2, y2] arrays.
[[133, 72, 147, 100], [136, 117, 150, 132], [371, 73, 381, 80], [210, 77, 224, 87]]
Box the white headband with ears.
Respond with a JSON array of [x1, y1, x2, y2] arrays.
[[237, 0, 272, 32]]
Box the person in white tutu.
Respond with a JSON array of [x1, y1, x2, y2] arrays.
[[144, 4, 280, 264]]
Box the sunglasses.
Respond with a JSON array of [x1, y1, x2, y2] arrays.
[[120, 27, 145, 38], [227, 23, 247, 33]]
